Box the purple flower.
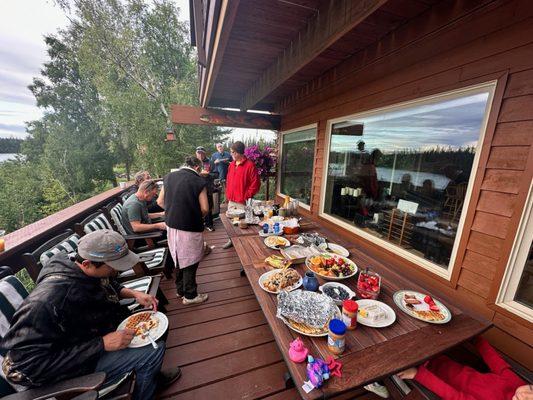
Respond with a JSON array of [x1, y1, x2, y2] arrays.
[[244, 144, 278, 181]]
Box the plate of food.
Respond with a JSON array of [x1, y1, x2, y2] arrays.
[[276, 291, 341, 337], [319, 282, 355, 305], [264, 236, 291, 249], [305, 253, 358, 281], [226, 208, 245, 219], [393, 290, 451, 324], [318, 242, 350, 257], [264, 255, 292, 269], [259, 268, 302, 294], [117, 311, 169, 348], [356, 299, 396, 328], [280, 245, 322, 264]]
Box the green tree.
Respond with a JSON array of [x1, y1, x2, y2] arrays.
[[0, 138, 23, 153], [0, 160, 45, 232], [25, 32, 116, 199], [68, 0, 227, 174]]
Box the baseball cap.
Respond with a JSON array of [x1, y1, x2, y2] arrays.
[[77, 229, 140, 271], [195, 146, 206, 153]]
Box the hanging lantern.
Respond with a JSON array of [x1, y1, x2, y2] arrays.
[[165, 127, 175, 141]]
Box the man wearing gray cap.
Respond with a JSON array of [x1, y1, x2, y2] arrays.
[[1, 230, 180, 399]]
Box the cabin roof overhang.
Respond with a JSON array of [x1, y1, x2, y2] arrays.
[[189, 0, 442, 113]]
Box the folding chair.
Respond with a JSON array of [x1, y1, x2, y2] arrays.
[[0, 267, 135, 400]]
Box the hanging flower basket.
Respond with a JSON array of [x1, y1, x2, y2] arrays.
[[244, 145, 277, 181]]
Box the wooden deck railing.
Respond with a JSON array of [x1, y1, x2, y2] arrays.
[[0, 184, 133, 272]]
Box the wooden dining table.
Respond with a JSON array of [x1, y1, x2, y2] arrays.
[[226, 213, 491, 399], [220, 211, 318, 238]]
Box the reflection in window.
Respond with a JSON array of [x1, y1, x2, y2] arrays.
[[514, 243, 533, 309], [280, 128, 316, 205], [324, 89, 492, 270]]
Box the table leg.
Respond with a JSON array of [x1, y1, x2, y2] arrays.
[[283, 372, 295, 389]]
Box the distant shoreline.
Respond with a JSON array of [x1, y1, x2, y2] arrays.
[[0, 153, 19, 163]]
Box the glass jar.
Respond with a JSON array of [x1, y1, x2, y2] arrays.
[[327, 319, 346, 355], [356, 269, 381, 300], [342, 300, 358, 330]]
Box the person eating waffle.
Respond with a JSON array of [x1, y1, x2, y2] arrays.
[[1, 230, 181, 400]]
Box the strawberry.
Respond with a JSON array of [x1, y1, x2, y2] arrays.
[[429, 304, 440, 312]]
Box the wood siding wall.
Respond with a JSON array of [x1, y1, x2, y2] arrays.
[[278, 0, 533, 368]]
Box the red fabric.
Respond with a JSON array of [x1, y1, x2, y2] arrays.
[[414, 338, 525, 400], [226, 157, 261, 204]]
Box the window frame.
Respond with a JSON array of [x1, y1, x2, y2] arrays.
[[319, 82, 497, 280], [277, 123, 318, 210], [496, 180, 533, 322]]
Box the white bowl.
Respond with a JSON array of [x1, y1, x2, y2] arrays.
[[305, 253, 358, 281], [319, 282, 356, 305]]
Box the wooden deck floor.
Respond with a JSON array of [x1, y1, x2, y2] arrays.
[[156, 218, 401, 400]]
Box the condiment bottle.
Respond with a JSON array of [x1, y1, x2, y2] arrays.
[[327, 319, 346, 355], [342, 300, 358, 330]]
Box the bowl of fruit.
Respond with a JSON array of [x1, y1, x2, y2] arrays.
[[305, 253, 358, 281], [356, 269, 381, 299], [319, 282, 356, 305]]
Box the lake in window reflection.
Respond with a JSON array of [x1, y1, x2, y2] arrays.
[[324, 91, 491, 269]]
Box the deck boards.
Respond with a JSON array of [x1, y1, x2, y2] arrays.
[[157, 218, 386, 399]]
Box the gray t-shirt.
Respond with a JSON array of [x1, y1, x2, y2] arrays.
[[121, 194, 151, 234]]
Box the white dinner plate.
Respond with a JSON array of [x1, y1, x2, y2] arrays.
[[280, 308, 342, 337], [264, 236, 291, 250], [318, 242, 350, 257], [355, 299, 396, 328], [117, 311, 169, 348], [258, 269, 302, 294], [393, 290, 452, 324], [259, 230, 284, 237]]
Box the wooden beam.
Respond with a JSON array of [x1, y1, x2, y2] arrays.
[[192, 0, 207, 67], [240, 0, 388, 111], [201, 0, 240, 107], [171, 105, 280, 130]]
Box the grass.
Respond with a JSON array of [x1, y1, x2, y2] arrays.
[[15, 269, 35, 292]]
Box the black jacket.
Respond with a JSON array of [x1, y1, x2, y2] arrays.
[[163, 168, 206, 232], [0, 253, 128, 387]]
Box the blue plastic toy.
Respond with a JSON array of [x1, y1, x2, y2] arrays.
[[306, 355, 330, 388]]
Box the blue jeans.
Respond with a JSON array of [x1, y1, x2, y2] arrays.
[[95, 341, 165, 400]]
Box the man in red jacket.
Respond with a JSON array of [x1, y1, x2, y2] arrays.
[[223, 141, 260, 249]]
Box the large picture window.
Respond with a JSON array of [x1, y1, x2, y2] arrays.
[[279, 127, 317, 205], [497, 182, 533, 322], [322, 84, 495, 274]]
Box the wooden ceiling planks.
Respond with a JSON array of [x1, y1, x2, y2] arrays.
[[210, 0, 319, 110], [201, 0, 442, 111], [239, 0, 390, 110]]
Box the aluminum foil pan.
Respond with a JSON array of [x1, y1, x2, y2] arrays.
[[276, 290, 338, 329]]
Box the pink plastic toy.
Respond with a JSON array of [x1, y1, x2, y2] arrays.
[[288, 337, 309, 363]]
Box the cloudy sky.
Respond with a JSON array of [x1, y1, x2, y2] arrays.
[[0, 0, 275, 142], [331, 92, 491, 153]]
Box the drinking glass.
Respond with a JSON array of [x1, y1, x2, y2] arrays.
[[291, 199, 299, 216], [0, 230, 5, 253]]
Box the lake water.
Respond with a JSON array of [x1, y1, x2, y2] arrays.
[[0, 153, 18, 163]]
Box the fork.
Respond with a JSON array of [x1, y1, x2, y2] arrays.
[[141, 324, 158, 349]]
